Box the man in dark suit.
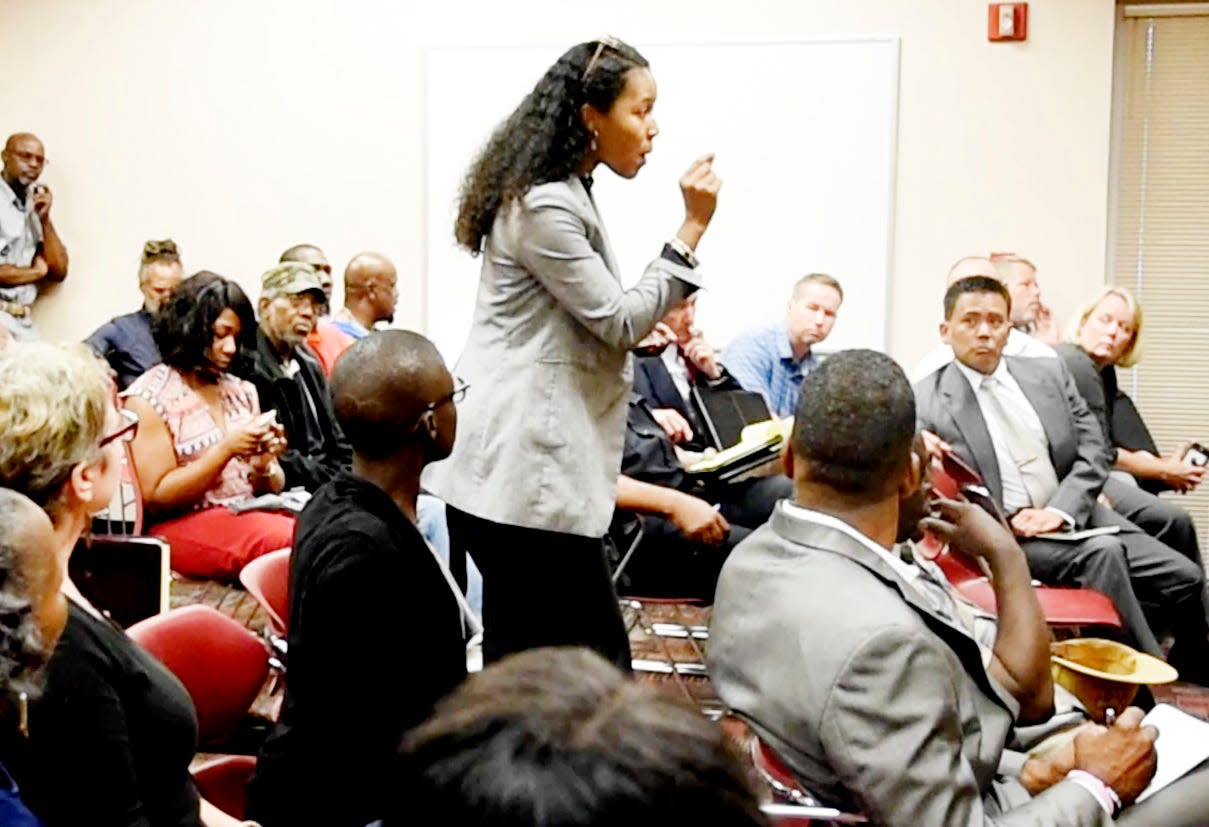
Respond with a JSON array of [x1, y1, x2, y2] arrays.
[[634, 294, 741, 450], [915, 276, 1209, 681], [613, 392, 790, 601]]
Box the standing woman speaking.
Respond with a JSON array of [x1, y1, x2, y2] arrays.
[[427, 37, 720, 668]]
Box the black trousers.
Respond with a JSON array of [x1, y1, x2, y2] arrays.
[[620, 474, 791, 602], [1105, 476, 1203, 568], [445, 505, 631, 672], [1020, 504, 1209, 682]]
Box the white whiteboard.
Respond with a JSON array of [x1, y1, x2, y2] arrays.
[[424, 39, 899, 363]]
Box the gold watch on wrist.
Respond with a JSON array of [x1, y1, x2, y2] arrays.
[[669, 236, 699, 268]]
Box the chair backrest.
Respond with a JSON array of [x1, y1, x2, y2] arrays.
[[923, 455, 987, 586], [127, 605, 269, 742], [192, 755, 257, 820], [91, 439, 145, 536], [751, 738, 867, 823], [239, 548, 291, 636]]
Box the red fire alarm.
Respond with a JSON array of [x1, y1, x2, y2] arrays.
[[988, 3, 1028, 41]]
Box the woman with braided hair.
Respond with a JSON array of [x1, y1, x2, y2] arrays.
[[426, 37, 721, 668]]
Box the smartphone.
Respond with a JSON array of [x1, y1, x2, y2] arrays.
[[960, 483, 1011, 531], [1182, 443, 1209, 468]]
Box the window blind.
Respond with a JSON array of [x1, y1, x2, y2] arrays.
[[1112, 8, 1209, 552]]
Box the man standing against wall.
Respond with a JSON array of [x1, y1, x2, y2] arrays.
[[0, 133, 68, 341]]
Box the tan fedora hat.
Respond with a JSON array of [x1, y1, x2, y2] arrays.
[[1051, 638, 1178, 723]]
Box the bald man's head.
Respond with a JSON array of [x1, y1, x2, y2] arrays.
[[2, 133, 46, 188], [344, 252, 398, 325], [946, 256, 998, 286], [330, 330, 455, 463]]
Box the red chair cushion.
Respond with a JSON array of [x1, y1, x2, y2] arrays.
[[239, 548, 290, 636], [192, 754, 256, 820], [127, 605, 269, 741], [955, 579, 1123, 629]]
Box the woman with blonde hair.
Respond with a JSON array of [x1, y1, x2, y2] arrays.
[[1057, 285, 1203, 566], [0, 343, 250, 827]]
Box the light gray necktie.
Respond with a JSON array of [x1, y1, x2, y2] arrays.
[[978, 375, 1059, 508]]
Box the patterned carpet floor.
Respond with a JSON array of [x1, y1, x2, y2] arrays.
[[173, 575, 1209, 743]]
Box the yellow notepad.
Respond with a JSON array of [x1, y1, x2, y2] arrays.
[[687, 418, 792, 473]]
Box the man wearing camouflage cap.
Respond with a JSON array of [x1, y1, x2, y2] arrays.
[[250, 262, 351, 492]]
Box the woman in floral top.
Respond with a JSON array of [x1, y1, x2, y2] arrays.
[[126, 272, 294, 580]]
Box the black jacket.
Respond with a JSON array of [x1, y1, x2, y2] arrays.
[[633, 351, 740, 451], [247, 472, 467, 827], [249, 330, 351, 492], [1056, 342, 1168, 494]]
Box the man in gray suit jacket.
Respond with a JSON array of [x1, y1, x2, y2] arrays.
[[709, 348, 1209, 827], [914, 276, 1209, 681]]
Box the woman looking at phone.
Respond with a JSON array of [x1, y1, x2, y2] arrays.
[[425, 36, 721, 668], [126, 272, 294, 580]]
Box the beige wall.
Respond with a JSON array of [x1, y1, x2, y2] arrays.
[[4, 0, 1115, 370]]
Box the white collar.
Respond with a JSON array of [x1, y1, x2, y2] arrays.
[[780, 502, 919, 583], [952, 355, 1011, 391]]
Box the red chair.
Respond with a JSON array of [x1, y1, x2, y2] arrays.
[[239, 548, 290, 637], [751, 738, 867, 824], [127, 605, 270, 743], [192, 755, 257, 820], [924, 454, 1123, 635]]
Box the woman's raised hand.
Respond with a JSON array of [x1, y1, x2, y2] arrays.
[[677, 154, 721, 249]]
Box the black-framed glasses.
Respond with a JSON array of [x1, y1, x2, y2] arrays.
[[425, 379, 469, 413], [99, 408, 139, 448]]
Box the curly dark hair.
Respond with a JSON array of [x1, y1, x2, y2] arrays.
[[388, 647, 768, 827], [792, 349, 916, 500], [153, 271, 257, 377], [0, 490, 55, 708], [454, 38, 649, 254]]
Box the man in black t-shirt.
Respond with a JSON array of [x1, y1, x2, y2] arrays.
[[248, 331, 470, 827]]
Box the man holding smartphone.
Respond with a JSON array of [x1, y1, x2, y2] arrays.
[[0, 133, 68, 341]]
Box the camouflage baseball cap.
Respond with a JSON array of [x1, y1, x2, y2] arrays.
[[261, 262, 325, 298]]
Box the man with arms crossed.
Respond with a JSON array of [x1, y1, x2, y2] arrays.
[[0, 133, 68, 341]]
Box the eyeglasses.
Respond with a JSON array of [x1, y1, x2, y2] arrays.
[[582, 35, 624, 81], [99, 409, 139, 448], [425, 378, 469, 413]]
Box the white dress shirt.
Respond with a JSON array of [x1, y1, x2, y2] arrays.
[[952, 358, 1071, 525], [660, 344, 693, 403]]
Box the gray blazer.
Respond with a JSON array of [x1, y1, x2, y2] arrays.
[[913, 357, 1112, 528], [708, 504, 1107, 827], [424, 177, 698, 537]]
